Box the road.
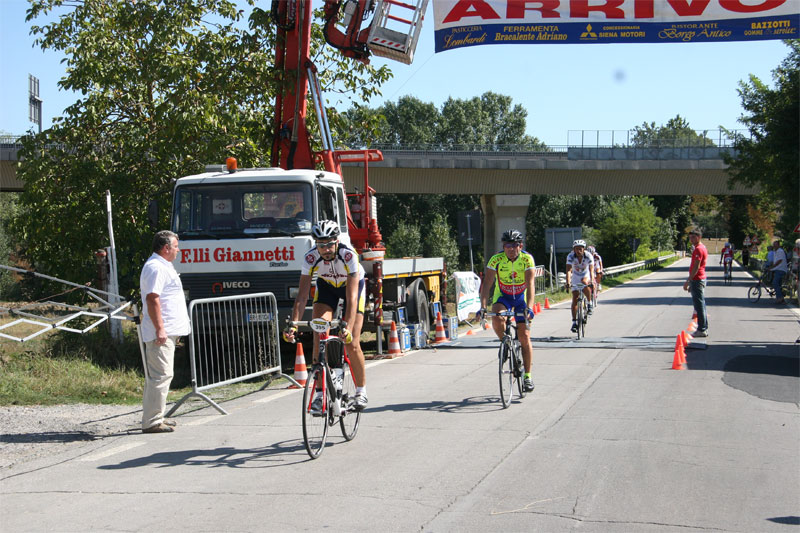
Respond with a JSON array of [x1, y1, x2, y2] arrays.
[[2, 257, 798, 532]]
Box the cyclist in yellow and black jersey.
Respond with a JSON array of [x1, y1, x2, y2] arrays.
[[479, 229, 536, 392], [283, 220, 368, 411]]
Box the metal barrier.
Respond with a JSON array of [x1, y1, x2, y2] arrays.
[[165, 292, 297, 416], [603, 253, 679, 278]]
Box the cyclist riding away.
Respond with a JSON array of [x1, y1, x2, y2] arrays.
[[720, 242, 734, 274], [284, 220, 368, 411], [479, 229, 536, 392], [566, 239, 595, 333], [588, 245, 604, 292]]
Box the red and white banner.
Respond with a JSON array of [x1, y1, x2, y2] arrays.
[[434, 0, 799, 52]]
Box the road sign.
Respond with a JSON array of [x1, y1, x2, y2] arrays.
[[546, 227, 581, 254], [793, 222, 800, 233], [627, 237, 641, 252]]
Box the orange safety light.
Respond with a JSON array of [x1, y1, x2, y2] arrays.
[[226, 157, 238, 173]]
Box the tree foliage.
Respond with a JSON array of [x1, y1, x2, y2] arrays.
[[726, 40, 799, 240], [14, 0, 389, 294], [631, 115, 715, 147], [596, 197, 662, 265], [339, 92, 542, 269]]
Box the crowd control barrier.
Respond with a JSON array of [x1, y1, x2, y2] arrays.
[[164, 292, 295, 416]]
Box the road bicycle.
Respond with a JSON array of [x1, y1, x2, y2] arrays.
[[591, 279, 599, 308], [482, 309, 528, 408], [721, 260, 733, 285], [288, 318, 361, 459], [747, 269, 796, 303], [572, 283, 590, 339]]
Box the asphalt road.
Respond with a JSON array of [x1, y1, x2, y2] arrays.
[[2, 257, 798, 532]]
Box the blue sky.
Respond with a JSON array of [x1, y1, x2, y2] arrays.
[[0, 0, 792, 147]]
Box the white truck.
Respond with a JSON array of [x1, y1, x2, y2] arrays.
[[170, 164, 445, 355]]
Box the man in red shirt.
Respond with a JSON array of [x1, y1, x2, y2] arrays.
[[683, 227, 709, 337]]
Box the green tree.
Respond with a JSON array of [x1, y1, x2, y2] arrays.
[[726, 40, 799, 239], [596, 197, 662, 264], [631, 115, 715, 147], [385, 222, 421, 258], [422, 213, 459, 274], [14, 0, 389, 294]]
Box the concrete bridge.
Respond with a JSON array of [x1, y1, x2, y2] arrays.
[[2, 138, 755, 258], [341, 146, 755, 257]]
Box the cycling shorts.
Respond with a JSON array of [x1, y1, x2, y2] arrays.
[[571, 274, 591, 291], [723, 257, 733, 264], [314, 277, 365, 315], [492, 292, 530, 322]]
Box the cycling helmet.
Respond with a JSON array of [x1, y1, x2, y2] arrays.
[[311, 220, 340, 240], [501, 229, 524, 243], [573, 239, 586, 248], [587, 245, 596, 254]]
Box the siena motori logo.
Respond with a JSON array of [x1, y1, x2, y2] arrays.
[[211, 281, 251, 294]]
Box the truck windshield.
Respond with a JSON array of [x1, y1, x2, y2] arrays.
[[173, 182, 313, 239]]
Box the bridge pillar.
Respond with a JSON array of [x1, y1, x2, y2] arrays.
[[480, 195, 530, 261]]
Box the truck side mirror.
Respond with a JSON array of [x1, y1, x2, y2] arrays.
[[147, 200, 159, 230]]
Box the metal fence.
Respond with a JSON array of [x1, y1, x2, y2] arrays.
[[163, 292, 293, 416], [603, 253, 681, 278]]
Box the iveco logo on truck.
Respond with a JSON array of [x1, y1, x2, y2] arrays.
[[211, 281, 251, 294]]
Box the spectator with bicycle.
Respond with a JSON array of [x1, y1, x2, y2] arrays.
[[682, 227, 709, 337], [768, 239, 788, 305], [566, 239, 595, 334], [283, 220, 368, 411], [478, 230, 536, 393]]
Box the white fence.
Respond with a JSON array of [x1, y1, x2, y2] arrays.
[[162, 292, 293, 416]]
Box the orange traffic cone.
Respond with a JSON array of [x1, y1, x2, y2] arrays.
[[289, 343, 308, 388], [681, 329, 693, 347], [672, 334, 685, 369], [434, 312, 448, 343], [387, 321, 402, 355], [466, 328, 474, 335], [536, 302, 542, 314], [483, 320, 490, 330], [544, 297, 551, 309]]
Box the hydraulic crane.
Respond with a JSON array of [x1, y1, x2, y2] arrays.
[[269, 0, 427, 252]]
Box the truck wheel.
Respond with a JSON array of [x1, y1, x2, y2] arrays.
[[407, 279, 431, 338]]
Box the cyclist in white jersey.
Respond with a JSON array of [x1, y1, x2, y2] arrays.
[[566, 239, 595, 333], [284, 220, 368, 410]]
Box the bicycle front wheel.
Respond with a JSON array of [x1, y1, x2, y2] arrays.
[[576, 301, 585, 339], [339, 361, 361, 441], [513, 341, 526, 399], [747, 284, 762, 303], [302, 365, 329, 459], [498, 340, 514, 408]]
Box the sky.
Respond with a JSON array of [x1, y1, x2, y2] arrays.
[[0, 0, 793, 147]]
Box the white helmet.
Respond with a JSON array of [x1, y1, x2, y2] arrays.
[[311, 220, 340, 240], [573, 239, 586, 248]]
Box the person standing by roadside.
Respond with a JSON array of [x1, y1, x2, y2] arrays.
[[769, 240, 788, 304], [140, 230, 190, 433], [682, 228, 709, 337]]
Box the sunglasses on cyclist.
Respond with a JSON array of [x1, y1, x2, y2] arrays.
[[316, 240, 337, 249], [503, 243, 521, 248]]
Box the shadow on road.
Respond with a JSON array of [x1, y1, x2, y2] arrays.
[[367, 395, 509, 414], [686, 342, 799, 404], [98, 439, 310, 470]]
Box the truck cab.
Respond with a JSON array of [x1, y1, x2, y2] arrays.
[[170, 166, 351, 323]]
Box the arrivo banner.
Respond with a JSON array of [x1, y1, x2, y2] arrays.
[[433, 0, 799, 52]]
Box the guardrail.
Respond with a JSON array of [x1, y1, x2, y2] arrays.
[[603, 253, 681, 278], [163, 291, 294, 416]]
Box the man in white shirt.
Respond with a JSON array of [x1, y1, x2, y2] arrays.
[[769, 240, 788, 304], [140, 231, 191, 433]]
